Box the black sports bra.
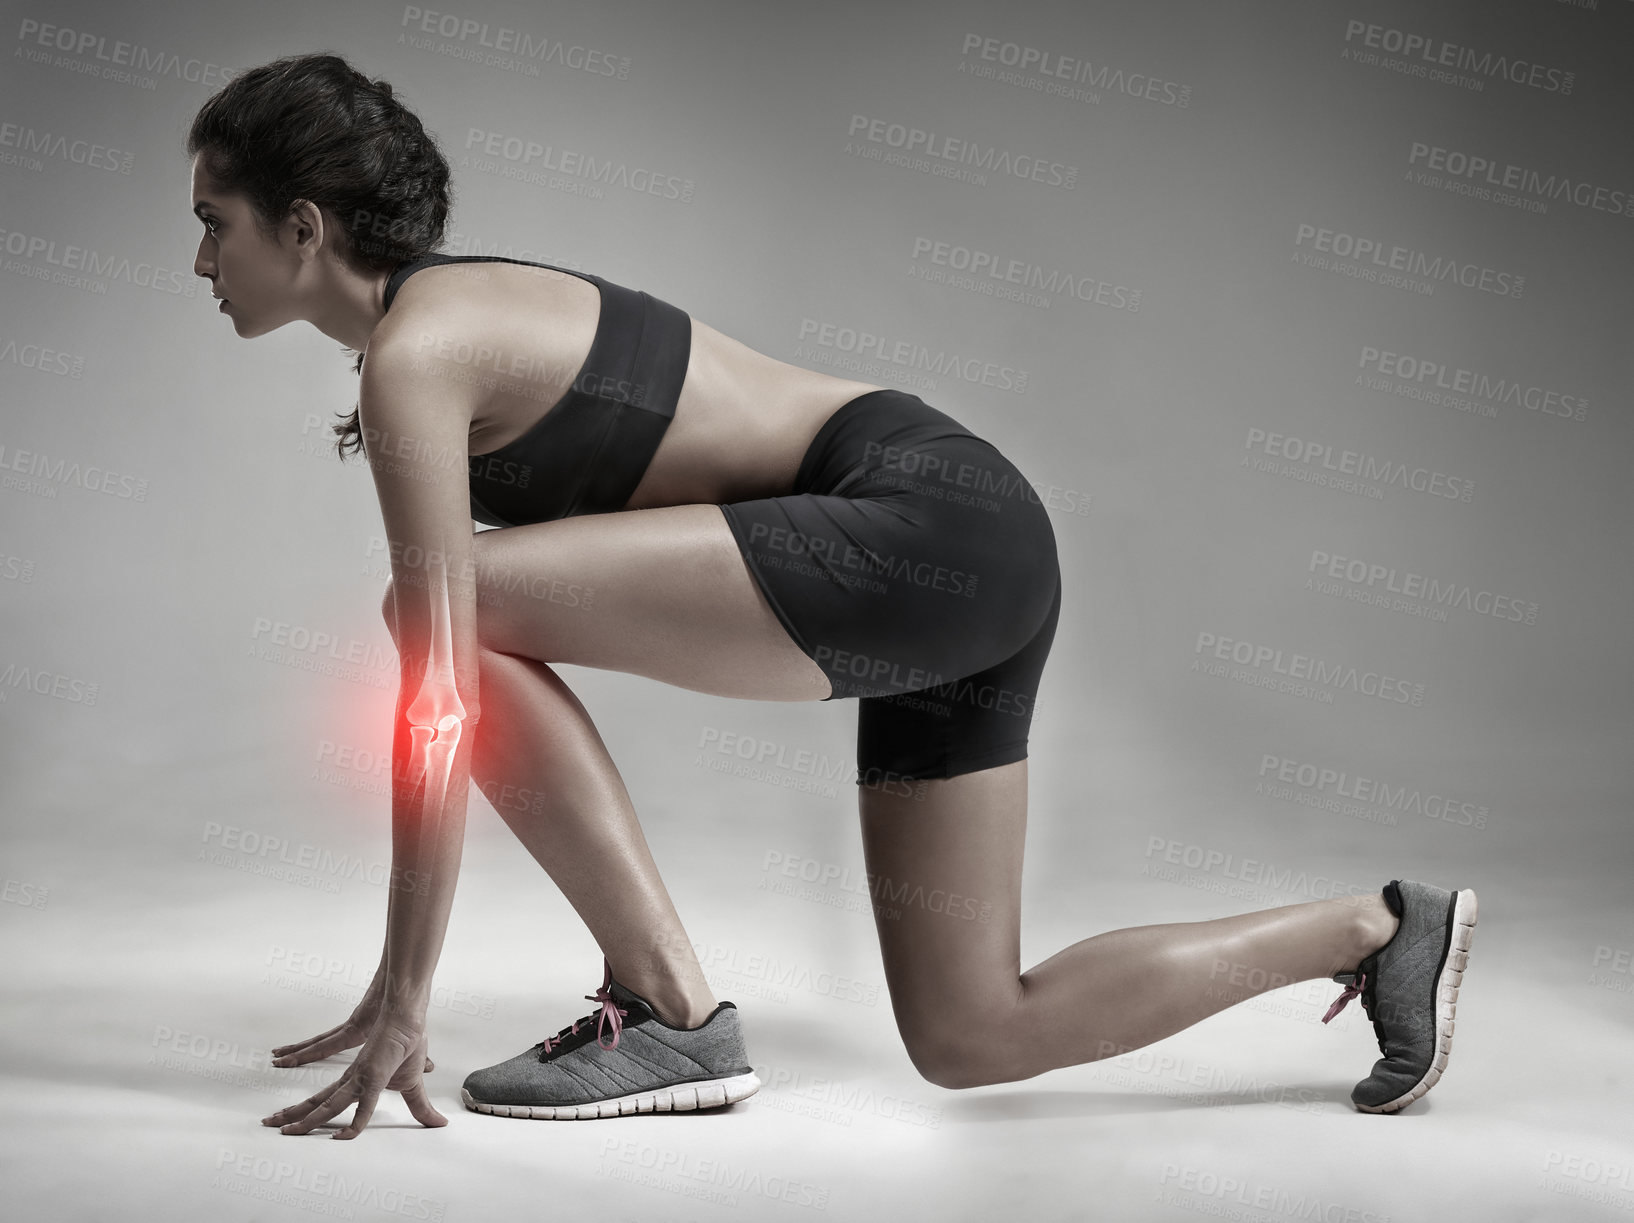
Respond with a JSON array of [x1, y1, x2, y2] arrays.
[[380, 253, 692, 527]]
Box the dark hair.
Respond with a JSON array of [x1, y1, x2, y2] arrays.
[[186, 52, 452, 459]]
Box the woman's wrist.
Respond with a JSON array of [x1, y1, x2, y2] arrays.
[[377, 968, 431, 1024], [356, 957, 389, 1009], [377, 995, 429, 1031]]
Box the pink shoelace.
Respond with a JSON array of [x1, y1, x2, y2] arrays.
[[541, 958, 629, 1054], [1321, 971, 1367, 1024]]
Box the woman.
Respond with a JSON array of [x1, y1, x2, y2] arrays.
[[187, 53, 1476, 1140]]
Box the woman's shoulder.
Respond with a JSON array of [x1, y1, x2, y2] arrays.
[[372, 261, 578, 351], [391, 256, 596, 310], [361, 258, 604, 424]]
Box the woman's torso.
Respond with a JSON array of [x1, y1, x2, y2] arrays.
[[372, 255, 885, 518]]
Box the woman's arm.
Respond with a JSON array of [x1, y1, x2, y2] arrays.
[[266, 318, 484, 1138]]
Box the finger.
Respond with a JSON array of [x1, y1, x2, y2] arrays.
[[261, 1076, 346, 1126], [280, 1083, 357, 1136], [272, 1018, 366, 1061], [271, 1019, 350, 1058], [423, 1055, 435, 1073], [332, 1089, 380, 1140], [273, 1025, 364, 1068], [400, 1080, 448, 1129]]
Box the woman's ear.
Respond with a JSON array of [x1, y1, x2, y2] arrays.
[[283, 198, 328, 262]]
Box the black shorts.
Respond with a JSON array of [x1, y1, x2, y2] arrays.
[[718, 388, 1061, 784]]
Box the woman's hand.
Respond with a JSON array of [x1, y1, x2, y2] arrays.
[[270, 965, 434, 1072], [261, 1017, 446, 1140]]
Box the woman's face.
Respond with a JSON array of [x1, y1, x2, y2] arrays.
[[190, 152, 305, 338]]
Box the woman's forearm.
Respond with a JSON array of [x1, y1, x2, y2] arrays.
[[379, 681, 478, 1023]]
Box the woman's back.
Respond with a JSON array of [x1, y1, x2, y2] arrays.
[[371, 256, 884, 517]]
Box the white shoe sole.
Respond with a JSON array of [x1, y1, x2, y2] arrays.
[[461, 1070, 762, 1120], [1356, 887, 1478, 1114]]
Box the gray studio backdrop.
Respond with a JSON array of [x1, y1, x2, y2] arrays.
[[2, 0, 1631, 1217]]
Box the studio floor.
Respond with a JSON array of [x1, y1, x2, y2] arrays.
[[6, 742, 1631, 1223]]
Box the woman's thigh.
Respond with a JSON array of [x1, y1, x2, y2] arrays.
[[467, 502, 833, 701], [718, 389, 1062, 782], [857, 760, 1029, 1052]]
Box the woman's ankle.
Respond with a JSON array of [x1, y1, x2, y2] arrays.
[[641, 982, 718, 1028], [613, 961, 718, 1028], [1339, 891, 1400, 975]]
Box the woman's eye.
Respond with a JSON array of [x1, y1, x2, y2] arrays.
[[203, 217, 220, 234]]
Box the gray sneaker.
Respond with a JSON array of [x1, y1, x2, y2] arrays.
[[461, 959, 761, 1120], [1321, 879, 1478, 1113]]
